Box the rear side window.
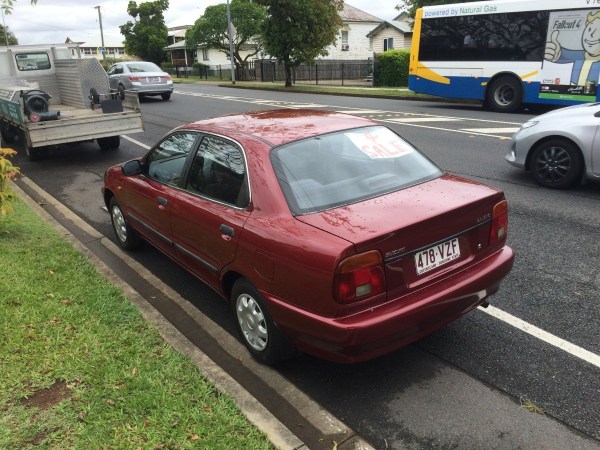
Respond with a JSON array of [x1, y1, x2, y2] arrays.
[[271, 126, 443, 215], [15, 53, 51, 71], [185, 136, 248, 207]]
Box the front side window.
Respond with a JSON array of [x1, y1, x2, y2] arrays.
[[145, 132, 198, 185], [15, 53, 51, 71], [186, 136, 248, 207], [271, 126, 442, 215]]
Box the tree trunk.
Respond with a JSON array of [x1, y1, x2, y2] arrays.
[[284, 63, 292, 87]]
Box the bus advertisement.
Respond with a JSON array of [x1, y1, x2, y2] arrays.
[[408, 0, 600, 112]]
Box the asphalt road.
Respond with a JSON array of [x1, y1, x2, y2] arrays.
[[12, 84, 600, 449]]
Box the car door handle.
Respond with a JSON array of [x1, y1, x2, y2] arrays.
[[157, 196, 168, 206], [219, 224, 234, 239]]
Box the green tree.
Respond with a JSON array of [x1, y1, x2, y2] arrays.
[[1, 0, 37, 45], [255, 0, 343, 87], [1, 0, 37, 15], [186, 0, 266, 70], [120, 0, 169, 64], [0, 23, 18, 45], [396, 0, 480, 17]]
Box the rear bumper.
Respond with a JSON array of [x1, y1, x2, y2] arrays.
[[264, 246, 515, 363]]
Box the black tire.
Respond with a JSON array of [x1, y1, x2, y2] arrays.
[[98, 136, 120, 151], [24, 94, 49, 114], [1, 123, 18, 143], [90, 88, 100, 104], [231, 278, 295, 365], [17, 130, 44, 161], [109, 196, 142, 250], [530, 139, 583, 189], [118, 85, 126, 101], [487, 75, 523, 113], [161, 92, 171, 101]]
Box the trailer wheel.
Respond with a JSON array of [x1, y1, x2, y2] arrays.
[[98, 136, 120, 151], [1, 123, 19, 144]]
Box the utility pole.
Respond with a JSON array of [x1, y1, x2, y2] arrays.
[[226, 0, 235, 84], [94, 5, 105, 60]]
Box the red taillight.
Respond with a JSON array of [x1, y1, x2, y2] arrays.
[[489, 200, 508, 244], [161, 75, 172, 80], [128, 76, 141, 81], [334, 250, 385, 303]]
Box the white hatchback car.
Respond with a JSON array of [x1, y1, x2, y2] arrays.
[[506, 103, 600, 189]]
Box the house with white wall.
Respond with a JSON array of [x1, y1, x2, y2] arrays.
[[322, 3, 382, 60], [366, 12, 413, 53]]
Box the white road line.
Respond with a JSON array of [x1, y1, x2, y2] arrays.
[[387, 117, 460, 123], [478, 305, 600, 369], [123, 135, 151, 150], [462, 127, 520, 134], [376, 118, 510, 139], [335, 109, 382, 114]]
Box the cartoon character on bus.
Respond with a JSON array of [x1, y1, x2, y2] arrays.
[[544, 10, 600, 88]]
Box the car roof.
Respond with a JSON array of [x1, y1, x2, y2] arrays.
[[180, 109, 378, 146]]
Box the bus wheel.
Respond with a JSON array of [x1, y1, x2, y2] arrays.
[[487, 76, 522, 113]]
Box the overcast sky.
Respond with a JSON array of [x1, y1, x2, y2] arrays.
[[3, 1, 401, 47]]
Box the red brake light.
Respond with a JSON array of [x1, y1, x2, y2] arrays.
[[334, 251, 385, 303], [489, 200, 508, 244], [128, 75, 141, 81], [161, 75, 172, 80]]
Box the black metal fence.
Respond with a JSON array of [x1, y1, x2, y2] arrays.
[[165, 59, 373, 86]]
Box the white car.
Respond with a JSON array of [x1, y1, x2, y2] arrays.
[[506, 103, 600, 189], [107, 61, 173, 101]]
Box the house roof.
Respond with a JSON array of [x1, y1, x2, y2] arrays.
[[366, 20, 412, 38], [341, 3, 382, 23], [164, 40, 188, 50]]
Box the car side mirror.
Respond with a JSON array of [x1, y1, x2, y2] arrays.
[[122, 159, 142, 176]]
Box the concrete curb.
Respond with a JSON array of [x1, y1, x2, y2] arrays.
[[12, 176, 376, 450]]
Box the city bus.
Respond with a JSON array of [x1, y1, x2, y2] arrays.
[[408, 0, 600, 112]]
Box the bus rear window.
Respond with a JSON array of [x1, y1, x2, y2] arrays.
[[15, 53, 51, 71]]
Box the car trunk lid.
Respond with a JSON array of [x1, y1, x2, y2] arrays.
[[295, 175, 506, 296]]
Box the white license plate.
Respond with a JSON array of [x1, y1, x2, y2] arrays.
[[414, 238, 460, 275], [147, 77, 160, 82]]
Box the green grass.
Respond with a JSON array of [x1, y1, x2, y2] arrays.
[[172, 77, 439, 99], [0, 200, 274, 449]]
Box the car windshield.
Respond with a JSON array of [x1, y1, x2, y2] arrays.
[[271, 126, 443, 215], [126, 62, 161, 73]]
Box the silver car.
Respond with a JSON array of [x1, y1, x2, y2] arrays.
[[506, 103, 600, 189], [107, 61, 173, 101]]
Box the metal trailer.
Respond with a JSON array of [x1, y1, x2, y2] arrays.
[[0, 44, 144, 160]]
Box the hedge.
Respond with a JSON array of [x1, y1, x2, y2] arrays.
[[374, 49, 410, 87]]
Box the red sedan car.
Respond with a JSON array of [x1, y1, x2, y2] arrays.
[[102, 109, 514, 364]]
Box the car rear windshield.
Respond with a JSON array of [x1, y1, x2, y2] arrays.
[[271, 126, 443, 215], [126, 62, 162, 73]]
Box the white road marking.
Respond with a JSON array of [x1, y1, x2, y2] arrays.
[[123, 135, 151, 150], [387, 117, 460, 123], [462, 127, 520, 134], [335, 109, 382, 114], [174, 90, 519, 138], [479, 305, 600, 369]]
